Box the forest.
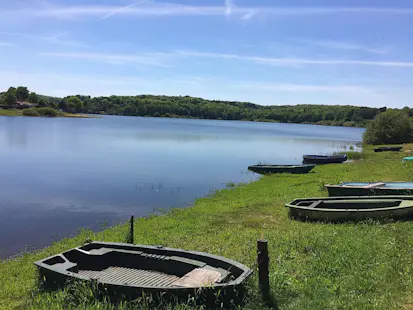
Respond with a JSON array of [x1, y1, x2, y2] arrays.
[[1, 86, 412, 127]]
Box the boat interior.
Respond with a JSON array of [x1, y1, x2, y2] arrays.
[[294, 199, 408, 210], [39, 243, 242, 288]]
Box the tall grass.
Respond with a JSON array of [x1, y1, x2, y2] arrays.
[[1, 148, 413, 309]]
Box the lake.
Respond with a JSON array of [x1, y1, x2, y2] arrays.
[[0, 116, 364, 258]]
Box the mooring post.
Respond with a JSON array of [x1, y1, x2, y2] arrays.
[[257, 239, 270, 300], [127, 215, 134, 244]]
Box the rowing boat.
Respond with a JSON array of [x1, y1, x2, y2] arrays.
[[286, 196, 413, 221], [34, 241, 252, 303]]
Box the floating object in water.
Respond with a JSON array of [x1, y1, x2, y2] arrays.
[[248, 164, 315, 175], [34, 241, 252, 302], [325, 182, 413, 196], [302, 154, 347, 164], [286, 196, 413, 221], [403, 157, 413, 162], [374, 146, 403, 152]]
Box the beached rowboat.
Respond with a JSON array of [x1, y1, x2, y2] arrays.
[[34, 241, 252, 301], [248, 164, 315, 174], [325, 182, 413, 197], [374, 146, 403, 152], [286, 196, 413, 221], [302, 154, 347, 164]]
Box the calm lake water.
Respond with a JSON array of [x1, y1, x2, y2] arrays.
[[0, 116, 364, 258]]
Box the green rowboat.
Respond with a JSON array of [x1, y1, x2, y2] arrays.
[[248, 164, 315, 175], [286, 196, 413, 222], [34, 241, 252, 304], [325, 182, 413, 196]]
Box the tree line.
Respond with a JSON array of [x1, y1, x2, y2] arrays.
[[1, 86, 412, 127]]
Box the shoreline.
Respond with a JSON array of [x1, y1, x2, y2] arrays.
[[1, 146, 413, 309], [0, 109, 97, 118], [0, 109, 365, 127]]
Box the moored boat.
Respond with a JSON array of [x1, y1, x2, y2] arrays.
[[248, 164, 315, 175], [34, 241, 252, 303], [286, 196, 413, 221], [302, 154, 347, 164], [374, 146, 403, 152], [325, 182, 413, 197]]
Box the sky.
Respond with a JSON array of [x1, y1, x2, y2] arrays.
[[0, 0, 413, 108]]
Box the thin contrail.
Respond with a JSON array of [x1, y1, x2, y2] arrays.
[[100, 0, 150, 20]]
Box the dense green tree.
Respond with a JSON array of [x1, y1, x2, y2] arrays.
[[64, 96, 83, 113], [2, 85, 402, 127], [16, 86, 29, 101], [5, 90, 16, 106], [37, 98, 47, 107], [28, 92, 39, 103], [363, 110, 413, 144]]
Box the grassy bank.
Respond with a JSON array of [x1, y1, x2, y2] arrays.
[[1, 146, 413, 309], [0, 109, 95, 118]]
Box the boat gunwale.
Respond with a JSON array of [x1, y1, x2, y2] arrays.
[[34, 241, 253, 290], [248, 164, 315, 169], [286, 196, 413, 213], [325, 182, 413, 191]]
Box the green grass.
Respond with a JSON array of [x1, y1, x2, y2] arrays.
[[1, 147, 413, 309], [0, 109, 24, 116], [0, 109, 95, 118]]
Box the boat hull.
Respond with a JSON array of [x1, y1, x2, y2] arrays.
[[286, 196, 413, 222], [302, 155, 347, 164], [34, 242, 252, 304], [374, 146, 403, 152], [248, 164, 315, 174], [326, 182, 413, 197]]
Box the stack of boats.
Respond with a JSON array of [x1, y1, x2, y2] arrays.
[[286, 182, 413, 221]]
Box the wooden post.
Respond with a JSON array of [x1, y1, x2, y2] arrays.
[[257, 239, 270, 300], [127, 215, 134, 244]]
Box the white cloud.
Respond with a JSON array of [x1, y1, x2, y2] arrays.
[[241, 10, 257, 21], [38, 49, 413, 68], [299, 39, 389, 54], [235, 83, 370, 93], [40, 51, 173, 67], [224, 0, 234, 16], [175, 50, 413, 68], [5, 2, 413, 20], [0, 31, 88, 48], [100, 0, 149, 20]]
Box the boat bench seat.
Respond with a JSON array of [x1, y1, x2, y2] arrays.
[[364, 183, 385, 189], [309, 200, 323, 208]]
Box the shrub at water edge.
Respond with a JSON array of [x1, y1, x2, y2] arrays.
[[363, 110, 413, 144], [37, 107, 58, 117], [22, 108, 40, 116]]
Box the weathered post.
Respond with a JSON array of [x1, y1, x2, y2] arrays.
[[257, 239, 270, 300], [127, 215, 134, 244]]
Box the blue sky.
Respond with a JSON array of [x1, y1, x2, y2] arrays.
[[0, 0, 413, 107]]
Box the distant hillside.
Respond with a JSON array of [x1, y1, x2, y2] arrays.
[[2, 86, 413, 127]]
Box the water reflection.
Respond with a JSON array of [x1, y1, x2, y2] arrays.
[[0, 116, 364, 258]]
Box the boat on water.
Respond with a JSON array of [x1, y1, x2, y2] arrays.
[[302, 154, 347, 164], [286, 196, 413, 221], [248, 164, 315, 175], [403, 157, 413, 162], [34, 241, 252, 302], [325, 182, 413, 196], [374, 146, 403, 152]]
